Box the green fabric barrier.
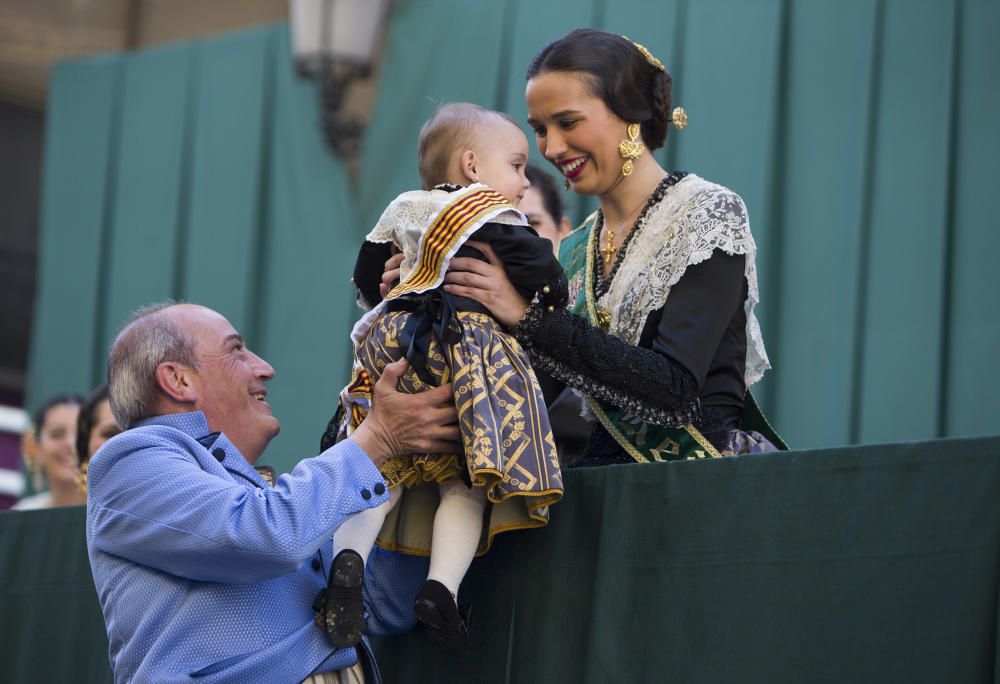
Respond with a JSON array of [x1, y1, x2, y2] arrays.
[[2, 436, 998, 683], [0, 506, 110, 683], [373, 436, 1000, 682]]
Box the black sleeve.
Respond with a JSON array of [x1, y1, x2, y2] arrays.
[[353, 241, 394, 309], [512, 250, 746, 427], [644, 251, 747, 391]]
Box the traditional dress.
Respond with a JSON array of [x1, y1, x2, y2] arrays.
[[513, 172, 786, 466], [326, 184, 566, 555]]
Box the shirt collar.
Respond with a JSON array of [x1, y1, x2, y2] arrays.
[[133, 410, 211, 437], [132, 411, 269, 488]]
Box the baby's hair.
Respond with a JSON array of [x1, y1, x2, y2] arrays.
[[417, 103, 519, 190]]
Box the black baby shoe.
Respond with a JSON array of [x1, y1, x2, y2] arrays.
[[413, 579, 470, 652], [314, 549, 366, 648]]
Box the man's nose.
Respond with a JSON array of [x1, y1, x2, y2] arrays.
[[250, 351, 275, 379]]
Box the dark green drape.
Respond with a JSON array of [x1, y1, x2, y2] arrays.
[[28, 27, 360, 476], [27, 1, 1000, 478], [2, 436, 998, 683]]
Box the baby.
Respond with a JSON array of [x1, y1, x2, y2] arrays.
[[319, 103, 566, 651]]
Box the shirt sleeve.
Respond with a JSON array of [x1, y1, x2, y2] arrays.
[[89, 437, 390, 583]]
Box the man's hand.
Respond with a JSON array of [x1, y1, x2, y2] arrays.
[[350, 358, 461, 467]]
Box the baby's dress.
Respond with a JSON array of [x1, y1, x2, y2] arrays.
[[329, 184, 566, 556]]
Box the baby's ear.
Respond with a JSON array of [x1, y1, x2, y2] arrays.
[[459, 149, 479, 184]]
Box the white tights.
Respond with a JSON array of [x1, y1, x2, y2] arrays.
[[332, 480, 487, 597]]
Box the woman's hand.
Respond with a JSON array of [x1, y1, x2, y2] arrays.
[[379, 252, 404, 298], [443, 241, 529, 327]]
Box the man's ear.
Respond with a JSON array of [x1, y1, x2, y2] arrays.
[[558, 215, 573, 237], [459, 149, 479, 184], [154, 362, 198, 404]]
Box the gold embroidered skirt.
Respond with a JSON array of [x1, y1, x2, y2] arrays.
[[351, 310, 563, 557]]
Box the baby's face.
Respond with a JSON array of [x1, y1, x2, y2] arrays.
[[472, 120, 531, 207]]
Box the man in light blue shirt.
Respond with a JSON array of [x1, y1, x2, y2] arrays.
[[87, 302, 460, 683]]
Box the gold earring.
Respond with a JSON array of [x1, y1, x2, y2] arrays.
[[618, 123, 645, 177]]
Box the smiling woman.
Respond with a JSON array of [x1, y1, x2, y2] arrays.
[[15, 393, 84, 509], [444, 28, 785, 465]]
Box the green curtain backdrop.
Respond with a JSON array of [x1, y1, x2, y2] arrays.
[[27, 0, 1000, 476], [28, 27, 360, 473], [2, 436, 999, 682]]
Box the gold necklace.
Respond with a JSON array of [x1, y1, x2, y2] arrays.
[[599, 197, 648, 267]]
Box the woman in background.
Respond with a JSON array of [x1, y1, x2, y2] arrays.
[[15, 393, 84, 509], [522, 163, 572, 255], [75, 384, 121, 494]]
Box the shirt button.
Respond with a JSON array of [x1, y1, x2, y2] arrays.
[[374, 482, 386, 496], [311, 558, 321, 572], [361, 488, 372, 500], [212, 448, 225, 461]]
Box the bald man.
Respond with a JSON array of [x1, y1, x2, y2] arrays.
[[86, 302, 460, 683]]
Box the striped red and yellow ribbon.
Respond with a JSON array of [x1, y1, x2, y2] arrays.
[[386, 187, 514, 299]]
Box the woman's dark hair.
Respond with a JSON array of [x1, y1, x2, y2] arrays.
[[526, 28, 673, 150], [525, 164, 564, 224], [77, 384, 111, 465], [33, 393, 83, 435]]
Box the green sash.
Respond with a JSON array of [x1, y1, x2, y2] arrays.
[[558, 217, 786, 462]]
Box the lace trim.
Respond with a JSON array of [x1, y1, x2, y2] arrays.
[[366, 184, 527, 282], [596, 173, 771, 386], [593, 173, 687, 298]]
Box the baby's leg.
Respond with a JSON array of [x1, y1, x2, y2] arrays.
[[323, 486, 401, 648], [427, 480, 487, 596], [332, 485, 402, 565]]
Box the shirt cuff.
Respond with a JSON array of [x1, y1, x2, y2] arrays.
[[321, 438, 391, 507]]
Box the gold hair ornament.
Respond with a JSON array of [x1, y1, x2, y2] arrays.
[[672, 107, 688, 130], [621, 37, 688, 132], [618, 123, 645, 177], [624, 36, 666, 72]]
